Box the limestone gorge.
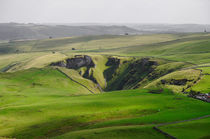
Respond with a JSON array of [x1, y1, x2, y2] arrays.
[[0, 33, 210, 139]]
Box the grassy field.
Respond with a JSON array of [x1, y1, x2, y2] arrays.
[[1, 33, 210, 72], [0, 52, 67, 72], [1, 33, 210, 138], [0, 89, 210, 138], [120, 35, 210, 64], [159, 117, 210, 139], [189, 67, 210, 93], [53, 125, 168, 139], [1, 33, 210, 63], [199, 67, 210, 74], [0, 68, 92, 95]]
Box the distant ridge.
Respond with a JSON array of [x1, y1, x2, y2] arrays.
[[0, 23, 140, 41], [1, 23, 209, 41]]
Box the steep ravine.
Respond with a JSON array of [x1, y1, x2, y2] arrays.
[[50, 55, 193, 93], [104, 57, 158, 91]]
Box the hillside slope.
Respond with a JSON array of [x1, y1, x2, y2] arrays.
[[0, 68, 94, 95], [0, 89, 209, 138], [0, 23, 140, 41], [1, 33, 210, 138]]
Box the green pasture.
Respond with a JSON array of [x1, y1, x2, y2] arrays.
[[160, 117, 210, 139]]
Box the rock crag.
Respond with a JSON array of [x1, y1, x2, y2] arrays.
[[50, 55, 95, 69]]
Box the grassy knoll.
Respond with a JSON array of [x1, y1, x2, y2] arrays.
[[198, 66, 210, 74], [145, 69, 201, 93], [134, 61, 190, 89], [159, 117, 210, 139], [191, 75, 210, 93], [0, 89, 209, 138], [189, 67, 210, 93]]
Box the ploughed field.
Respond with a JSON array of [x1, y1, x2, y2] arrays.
[[0, 33, 210, 138]]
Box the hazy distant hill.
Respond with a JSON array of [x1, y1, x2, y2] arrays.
[[1, 23, 210, 41], [0, 23, 140, 41], [128, 24, 210, 33]]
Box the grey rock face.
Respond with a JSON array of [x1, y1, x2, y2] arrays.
[[161, 79, 191, 86], [50, 55, 95, 69]]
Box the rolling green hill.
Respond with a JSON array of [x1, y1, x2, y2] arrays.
[[0, 68, 95, 95], [159, 116, 210, 139], [0, 89, 210, 138], [0, 33, 210, 139]]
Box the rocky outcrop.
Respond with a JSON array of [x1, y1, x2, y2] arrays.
[[193, 93, 210, 102], [161, 79, 192, 86], [106, 57, 120, 66], [50, 55, 95, 69], [188, 90, 210, 103], [104, 57, 121, 82]]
